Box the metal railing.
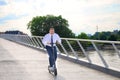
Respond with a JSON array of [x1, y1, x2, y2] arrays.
[[0, 34, 120, 69]]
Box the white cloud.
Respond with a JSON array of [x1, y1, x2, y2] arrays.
[[0, 15, 32, 35], [0, 0, 120, 35]]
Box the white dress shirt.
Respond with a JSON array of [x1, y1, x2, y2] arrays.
[[42, 33, 61, 46]]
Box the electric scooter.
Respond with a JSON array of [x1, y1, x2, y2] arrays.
[[48, 43, 57, 76]]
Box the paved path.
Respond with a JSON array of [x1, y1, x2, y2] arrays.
[[0, 38, 119, 80]]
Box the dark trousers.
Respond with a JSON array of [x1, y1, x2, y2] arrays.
[[46, 46, 57, 67]]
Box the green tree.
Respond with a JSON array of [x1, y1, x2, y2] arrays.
[[77, 32, 90, 49], [117, 31, 120, 41], [77, 32, 89, 39], [108, 34, 117, 41], [92, 31, 112, 40], [99, 32, 107, 40], [92, 32, 100, 40], [27, 15, 75, 38]]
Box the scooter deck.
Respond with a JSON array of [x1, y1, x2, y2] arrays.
[[48, 67, 57, 76]]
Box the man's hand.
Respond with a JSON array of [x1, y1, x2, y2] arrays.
[[47, 42, 51, 44], [56, 40, 60, 44]]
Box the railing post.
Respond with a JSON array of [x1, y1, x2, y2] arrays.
[[56, 46, 61, 54], [9, 35, 13, 41], [25, 36, 33, 46], [112, 43, 120, 58], [24, 36, 31, 45], [23, 35, 31, 46], [77, 40, 92, 63], [66, 39, 79, 59], [34, 37, 41, 48], [91, 42, 108, 68], [60, 43, 69, 56], [31, 37, 38, 47], [18, 36, 23, 43], [16, 35, 19, 42], [22, 36, 28, 44], [29, 36, 37, 47], [36, 37, 44, 48], [32, 37, 40, 48], [21, 36, 27, 44], [20, 36, 26, 44], [16, 35, 20, 43], [40, 38, 45, 48]]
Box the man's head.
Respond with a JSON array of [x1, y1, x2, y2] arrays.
[[49, 27, 55, 34]]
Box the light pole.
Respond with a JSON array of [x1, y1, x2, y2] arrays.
[[96, 25, 99, 40], [96, 25, 98, 32]]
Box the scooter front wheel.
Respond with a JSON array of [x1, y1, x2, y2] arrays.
[[54, 68, 57, 76]]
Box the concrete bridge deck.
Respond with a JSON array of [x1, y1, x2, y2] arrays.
[[0, 38, 119, 80]]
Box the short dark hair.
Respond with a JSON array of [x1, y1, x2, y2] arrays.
[[49, 27, 54, 30]]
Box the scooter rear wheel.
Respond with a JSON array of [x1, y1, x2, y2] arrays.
[[48, 66, 51, 73]]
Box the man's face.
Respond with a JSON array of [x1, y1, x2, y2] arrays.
[[49, 28, 55, 34]]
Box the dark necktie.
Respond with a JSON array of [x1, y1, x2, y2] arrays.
[[51, 35, 53, 47]]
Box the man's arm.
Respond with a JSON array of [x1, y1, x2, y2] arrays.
[[42, 34, 49, 46], [56, 34, 61, 44]]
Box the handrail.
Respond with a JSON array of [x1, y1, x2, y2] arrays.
[[13, 35, 120, 44], [62, 38, 120, 44], [3, 34, 120, 44], [0, 34, 120, 70]]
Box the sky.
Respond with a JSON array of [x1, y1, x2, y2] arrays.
[[0, 0, 120, 35]]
